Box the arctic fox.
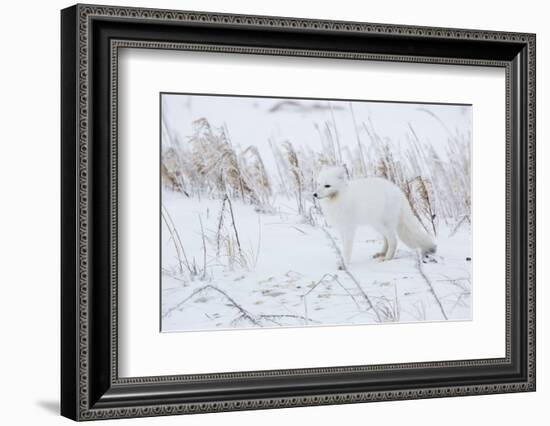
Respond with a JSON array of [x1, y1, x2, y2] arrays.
[[314, 166, 436, 265]]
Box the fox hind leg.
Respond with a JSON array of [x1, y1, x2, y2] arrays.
[[383, 232, 397, 261], [373, 236, 388, 259]]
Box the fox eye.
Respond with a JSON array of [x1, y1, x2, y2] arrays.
[[324, 185, 331, 188]]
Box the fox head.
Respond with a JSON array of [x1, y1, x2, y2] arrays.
[[313, 166, 348, 200]]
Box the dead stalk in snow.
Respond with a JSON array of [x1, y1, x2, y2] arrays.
[[416, 254, 448, 320], [449, 214, 470, 237], [328, 102, 343, 164], [321, 227, 382, 322], [215, 196, 227, 256], [376, 284, 401, 322], [198, 215, 207, 280], [302, 273, 336, 298], [258, 314, 320, 324], [301, 273, 362, 312], [163, 284, 261, 326], [161, 205, 192, 276], [349, 102, 367, 176], [226, 195, 242, 255], [333, 276, 363, 311]]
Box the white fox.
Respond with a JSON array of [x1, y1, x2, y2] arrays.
[[314, 166, 436, 265]]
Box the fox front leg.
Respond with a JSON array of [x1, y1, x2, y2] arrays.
[[339, 227, 356, 267]]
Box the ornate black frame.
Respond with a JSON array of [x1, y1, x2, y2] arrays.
[[61, 3, 536, 421]]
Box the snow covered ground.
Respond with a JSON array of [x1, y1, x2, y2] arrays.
[[160, 94, 472, 332], [161, 191, 472, 332]]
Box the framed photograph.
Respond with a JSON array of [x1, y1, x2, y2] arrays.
[[61, 4, 536, 421]]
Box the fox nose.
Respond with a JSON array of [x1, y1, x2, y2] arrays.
[[313, 193, 318, 198]]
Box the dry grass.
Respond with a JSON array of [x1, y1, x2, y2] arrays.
[[161, 104, 471, 330], [161, 108, 471, 278]]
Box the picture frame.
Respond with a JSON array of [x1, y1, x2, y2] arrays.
[[61, 3, 536, 421]]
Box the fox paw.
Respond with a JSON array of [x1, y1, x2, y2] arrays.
[[422, 254, 438, 263], [337, 261, 348, 270]]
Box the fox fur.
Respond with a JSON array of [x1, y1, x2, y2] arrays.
[[314, 166, 436, 265]]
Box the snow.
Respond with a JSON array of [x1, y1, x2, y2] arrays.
[[162, 94, 471, 171], [160, 94, 472, 332], [161, 192, 472, 332]]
